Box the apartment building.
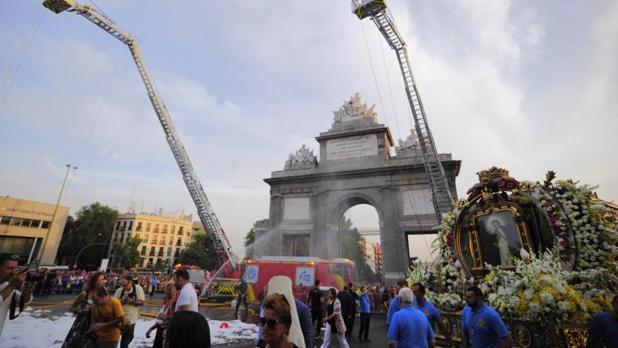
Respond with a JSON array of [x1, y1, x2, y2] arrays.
[[109, 212, 194, 269]]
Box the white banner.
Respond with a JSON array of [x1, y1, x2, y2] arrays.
[[295, 267, 315, 287], [244, 265, 259, 284], [99, 259, 109, 272]]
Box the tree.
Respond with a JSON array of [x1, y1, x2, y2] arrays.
[[56, 202, 118, 269], [244, 227, 256, 259], [153, 258, 171, 272], [178, 233, 218, 270], [339, 217, 377, 282], [111, 237, 142, 269]]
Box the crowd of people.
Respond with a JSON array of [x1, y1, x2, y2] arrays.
[[1, 253, 618, 347], [24, 269, 171, 299], [58, 268, 205, 348]]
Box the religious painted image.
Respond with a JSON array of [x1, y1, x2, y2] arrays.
[[476, 210, 522, 266]]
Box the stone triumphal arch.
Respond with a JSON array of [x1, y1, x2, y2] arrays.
[[253, 94, 460, 281]]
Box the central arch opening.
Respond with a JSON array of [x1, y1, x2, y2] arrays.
[[339, 203, 381, 282]]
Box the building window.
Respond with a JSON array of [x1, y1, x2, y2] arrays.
[[162, 224, 168, 234], [146, 223, 151, 232], [10, 218, 22, 226], [149, 247, 155, 256], [171, 225, 176, 234], [178, 226, 184, 235], [175, 248, 180, 257], [154, 224, 159, 233], [136, 222, 142, 231], [176, 238, 182, 246], [141, 246, 146, 255], [41, 221, 50, 229], [128, 221, 133, 231], [151, 235, 158, 244], [168, 237, 173, 245], [158, 247, 164, 257], [167, 247, 172, 256], [135, 233, 141, 241], [0, 217, 10, 225], [116, 221, 122, 230], [30, 220, 41, 228], [160, 236, 166, 245]]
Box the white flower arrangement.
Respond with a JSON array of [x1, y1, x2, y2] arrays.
[[425, 173, 617, 327]]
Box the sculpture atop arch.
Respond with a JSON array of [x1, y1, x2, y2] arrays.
[[284, 145, 318, 170], [253, 94, 461, 282], [332, 92, 378, 125]]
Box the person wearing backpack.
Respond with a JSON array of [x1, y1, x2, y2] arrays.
[[113, 275, 145, 348]]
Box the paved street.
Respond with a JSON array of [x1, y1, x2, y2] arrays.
[[29, 294, 390, 348]]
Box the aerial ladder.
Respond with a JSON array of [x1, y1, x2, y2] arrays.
[[42, 0, 237, 268], [352, 0, 453, 219]]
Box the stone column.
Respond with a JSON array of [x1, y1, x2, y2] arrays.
[[380, 187, 407, 284]]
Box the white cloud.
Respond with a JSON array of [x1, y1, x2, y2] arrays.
[[1, 0, 617, 259]]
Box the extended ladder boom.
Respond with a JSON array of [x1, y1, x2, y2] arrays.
[[352, 1, 453, 218], [43, 0, 236, 266]]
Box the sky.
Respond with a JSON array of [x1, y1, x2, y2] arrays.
[[1, 0, 616, 258]]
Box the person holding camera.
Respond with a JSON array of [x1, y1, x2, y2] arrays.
[[0, 254, 33, 337], [88, 286, 126, 348], [113, 275, 145, 348]]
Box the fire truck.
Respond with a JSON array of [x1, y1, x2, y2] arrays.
[[242, 257, 356, 302]]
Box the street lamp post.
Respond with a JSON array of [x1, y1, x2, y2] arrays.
[[38, 164, 77, 263], [73, 242, 109, 270]]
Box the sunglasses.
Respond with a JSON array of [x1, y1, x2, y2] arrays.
[[259, 317, 285, 329]]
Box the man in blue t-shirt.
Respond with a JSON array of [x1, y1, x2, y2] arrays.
[[387, 287, 435, 348], [412, 283, 452, 344], [358, 285, 372, 342], [461, 286, 513, 348], [386, 279, 408, 330], [587, 294, 618, 348]]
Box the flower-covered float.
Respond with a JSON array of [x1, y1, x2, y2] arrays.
[[407, 167, 618, 347]]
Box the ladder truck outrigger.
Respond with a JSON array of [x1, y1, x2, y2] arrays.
[[42, 0, 239, 276], [352, 0, 454, 220]]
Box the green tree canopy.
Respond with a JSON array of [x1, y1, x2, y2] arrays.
[[340, 217, 377, 282], [178, 233, 218, 270], [111, 237, 142, 269], [153, 258, 171, 272], [56, 202, 118, 269]]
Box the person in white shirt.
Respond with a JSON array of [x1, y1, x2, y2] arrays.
[[114, 275, 145, 348], [174, 269, 198, 312], [0, 254, 33, 337]]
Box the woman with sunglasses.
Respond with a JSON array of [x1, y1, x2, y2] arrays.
[[319, 288, 350, 348], [261, 293, 299, 348]]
